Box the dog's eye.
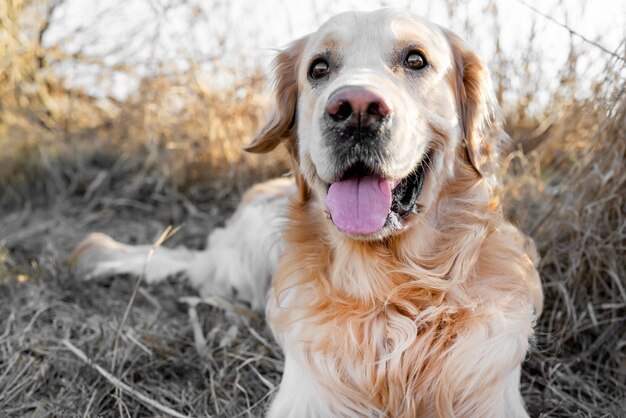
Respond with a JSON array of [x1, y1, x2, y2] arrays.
[[404, 51, 427, 70], [309, 59, 330, 80]]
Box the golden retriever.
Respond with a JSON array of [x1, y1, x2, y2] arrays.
[[72, 9, 543, 417]]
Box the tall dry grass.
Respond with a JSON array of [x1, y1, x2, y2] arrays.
[[0, 0, 624, 416], [0, 0, 288, 208], [502, 68, 626, 415]]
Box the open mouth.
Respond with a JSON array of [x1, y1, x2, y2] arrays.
[[326, 161, 425, 235]]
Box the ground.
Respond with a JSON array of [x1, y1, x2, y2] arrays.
[[1, 168, 624, 417], [0, 192, 283, 417]]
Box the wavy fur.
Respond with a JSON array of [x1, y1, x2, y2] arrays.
[[71, 10, 543, 418]]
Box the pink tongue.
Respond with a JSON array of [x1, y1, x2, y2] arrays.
[[326, 176, 393, 234]]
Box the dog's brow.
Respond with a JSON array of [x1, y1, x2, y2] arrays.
[[320, 36, 339, 50], [395, 37, 421, 50]]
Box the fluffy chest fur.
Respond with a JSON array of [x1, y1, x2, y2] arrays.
[[266, 185, 542, 418]]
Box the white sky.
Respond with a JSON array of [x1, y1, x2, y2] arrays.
[[45, 0, 626, 102]]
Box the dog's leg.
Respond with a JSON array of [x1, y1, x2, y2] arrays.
[[69, 178, 294, 311], [266, 350, 336, 418], [69, 232, 196, 283]]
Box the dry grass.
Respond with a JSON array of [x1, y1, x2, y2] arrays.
[[1, 1, 625, 417], [504, 75, 626, 417]]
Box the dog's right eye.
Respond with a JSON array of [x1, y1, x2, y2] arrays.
[[309, 59, 330, 80], [404, 51, 427, 71]]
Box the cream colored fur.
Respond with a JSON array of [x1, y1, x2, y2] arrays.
[[71, 9, 542, 418]]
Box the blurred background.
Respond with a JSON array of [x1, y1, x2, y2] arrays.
[[0, 0, 624, 416]]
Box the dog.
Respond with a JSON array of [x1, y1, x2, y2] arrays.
[[71, 9, 543, 417]]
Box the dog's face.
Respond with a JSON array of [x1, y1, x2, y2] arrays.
[[246, 9, 496, 240]]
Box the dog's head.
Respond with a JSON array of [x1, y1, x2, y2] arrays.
[[246, 9, 498, 240]]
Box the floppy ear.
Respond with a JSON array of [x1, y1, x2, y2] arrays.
[[445, 30, 500, 180], [244, 36, 308, 154]]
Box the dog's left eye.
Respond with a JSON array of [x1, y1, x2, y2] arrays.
[[309, 59, 330, 80], [404, 51, 427, 70]]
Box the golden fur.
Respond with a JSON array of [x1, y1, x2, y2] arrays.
[[247, 10, 543, 418], [70, 10, 544, 418]]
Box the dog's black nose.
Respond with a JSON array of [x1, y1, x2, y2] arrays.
[[325, 86, 392, 129]]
